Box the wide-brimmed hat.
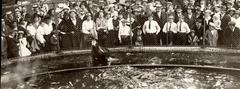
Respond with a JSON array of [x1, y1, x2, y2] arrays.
[[205, 9, 212, 14], [155, 4, 162, 8], [168, 15, 174, 19]]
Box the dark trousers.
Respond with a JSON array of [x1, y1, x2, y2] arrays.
[[217, 30, 224, 46], [165, 32, 174, 45], [107, 30, 118, 47], [121, 36, 130, 46], [176, 33, 187, 45], [97, 29, 108, 47], [144, 33, 157, 46], [82, 34, 92, 49], [44, 35, 51, 52]]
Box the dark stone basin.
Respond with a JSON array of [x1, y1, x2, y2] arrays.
[[1, 47, 240, 89]]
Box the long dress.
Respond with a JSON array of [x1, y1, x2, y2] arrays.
[[58, 19, 73, 50], [19, 38, 31, 57]]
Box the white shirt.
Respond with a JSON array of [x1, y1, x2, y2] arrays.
[[41, 22, 53, 35], [107, 18, 114, 30], [231, 17, 240, 29], [118, 25, 133, 40], [143, 20, 161, 34], [71, 18, 77, 26], [177, 21, 191, 33], [162, 22, 178, 33], [82, 20, 95, 34]]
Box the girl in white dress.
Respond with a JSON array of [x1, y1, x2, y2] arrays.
[[18, 31, 31, 57]]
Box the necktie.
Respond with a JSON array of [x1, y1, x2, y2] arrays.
[[149, 21, 151, 29], [169, 22, 172, 32], [180, 22, 182, 31]]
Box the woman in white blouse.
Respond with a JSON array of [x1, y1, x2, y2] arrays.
[[26, 14, 45, 53], [82, 13, 97, 48], [118, 20, 133, 45]]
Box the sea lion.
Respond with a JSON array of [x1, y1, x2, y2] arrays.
[[91, 40, 119, 66]]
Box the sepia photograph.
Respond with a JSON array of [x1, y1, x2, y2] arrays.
[[1, 0, 240, 89]]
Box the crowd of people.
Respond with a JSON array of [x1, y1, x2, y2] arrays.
[[2, 0, 240, 60]]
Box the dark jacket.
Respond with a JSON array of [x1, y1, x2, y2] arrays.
[[225, 27, 240, 47], [153, 11, 168, 29], [6, 36, 19, 58], [184, 13, 196, 29], [221, 14, 231, 30]]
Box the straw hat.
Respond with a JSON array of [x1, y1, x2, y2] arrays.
[[168, 15, 174, 19], [6, 11, 12, 15], [155, 4, 162, 8], [205, 9, 212, 14]]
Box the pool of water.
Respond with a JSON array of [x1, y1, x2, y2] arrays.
[[1, 51, 240, 89], [2, 66, 240, 89]]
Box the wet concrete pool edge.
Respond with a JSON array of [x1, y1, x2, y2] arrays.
[[2, 47, 240, 67]]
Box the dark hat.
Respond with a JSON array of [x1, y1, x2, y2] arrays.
[[176, 6, 182, 12], [32, 13, 41, 19]]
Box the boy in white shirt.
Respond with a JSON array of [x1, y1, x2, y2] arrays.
[[162, 15, 177, 46], [142, 15, 161, 46], [176, 16, 191, 45]]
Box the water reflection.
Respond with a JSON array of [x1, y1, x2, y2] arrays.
[[2, 66, 240, 89]]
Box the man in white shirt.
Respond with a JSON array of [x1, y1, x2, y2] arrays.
[[82, 13, 97, 48], [162, 15, 177, 46], [143, 15, 161, 45], [176, 16, 191, 45]]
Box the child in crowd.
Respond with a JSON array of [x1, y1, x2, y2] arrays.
[[206, 23, 219, 46], [50, 30, 60, 53], [18, 31, 32, 57], [188, 30, 199, 46], [135, 30, 143, 46]]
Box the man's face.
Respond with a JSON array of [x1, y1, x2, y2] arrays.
[[156, 7, 162, 12], [87, 16, 91, 20], [168, 18, 174, 22], [229, 25, 235, 30], [70, 12, 76, 18], [16, 12, 22, 18], [34, 17, 40, 22], [187, 9, 192, 13], [234, 14, 239, 18], [7, 14, 14, 21], [215, 7, 220, 12], [179, 18, 184, 22], [196, 22, 202, 27], [148, 16, 153, 21]]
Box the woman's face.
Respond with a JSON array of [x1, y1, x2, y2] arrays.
[[87, 16, 92, 20], [99, 12, 104, 18], [187, 9, 192, 13], [34, 17, 40, 22]]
